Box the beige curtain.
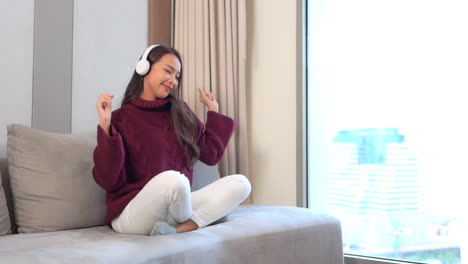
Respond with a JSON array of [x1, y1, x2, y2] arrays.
[[173, 0, 250, 204]]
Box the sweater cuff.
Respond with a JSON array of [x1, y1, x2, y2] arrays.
[[97, 124, 123, 145], [205, 111, 237, 137]]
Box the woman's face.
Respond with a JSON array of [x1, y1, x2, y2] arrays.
[[143, 53, 181, 99]]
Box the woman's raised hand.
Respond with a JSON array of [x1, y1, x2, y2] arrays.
[[96, 93, 114, 134], [197, 88, 219, 112]]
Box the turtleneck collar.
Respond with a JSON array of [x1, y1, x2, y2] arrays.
[[130, 97, 171, 110]]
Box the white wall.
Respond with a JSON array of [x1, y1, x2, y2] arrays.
[[246, 0, 299, 206], [0, 0, 148, 150], [0, 1, 35, 158], [0, 0, 300, 207], [72, 0, 148, 133]]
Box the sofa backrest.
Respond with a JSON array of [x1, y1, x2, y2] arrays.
[[0, 170, 11, 235], [0, 153, 14, 234], [1, 124, 220, 234]]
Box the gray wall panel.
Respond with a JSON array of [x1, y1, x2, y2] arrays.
[[32, 0, 74, 133]]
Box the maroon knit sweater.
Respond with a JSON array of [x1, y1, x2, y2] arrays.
[[92, 97, 236, 227]]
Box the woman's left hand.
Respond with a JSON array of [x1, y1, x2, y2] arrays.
[[197, 88, 219, 112]]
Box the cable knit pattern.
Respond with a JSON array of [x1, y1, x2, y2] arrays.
[[92, 97, 236, 227]]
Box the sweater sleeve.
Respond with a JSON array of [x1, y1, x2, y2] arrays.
[[189, 106, 237, 166], [92, 118, 128, 192]]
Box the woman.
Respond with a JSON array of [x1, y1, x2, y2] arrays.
[[92, 44, 251, 236]]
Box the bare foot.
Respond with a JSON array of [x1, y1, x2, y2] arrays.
[[175, 219, 199, 233]]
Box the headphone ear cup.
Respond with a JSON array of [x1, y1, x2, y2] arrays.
[[135, 60, 150, 76]]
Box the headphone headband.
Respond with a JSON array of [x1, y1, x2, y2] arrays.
[[140, 44, 160, 62], [135, 44, 161, 76]]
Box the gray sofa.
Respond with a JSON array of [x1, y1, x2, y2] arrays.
[[0, 124, 343, 264]]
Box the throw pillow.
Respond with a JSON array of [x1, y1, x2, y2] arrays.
[[7, 124, 106, 233]]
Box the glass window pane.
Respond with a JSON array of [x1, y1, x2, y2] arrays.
[[307, 1, 468, 263]]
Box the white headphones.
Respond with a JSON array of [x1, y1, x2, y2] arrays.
[[135, 44, 160, 76]]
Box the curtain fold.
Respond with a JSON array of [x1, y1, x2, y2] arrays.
[[174, 0, 251, 204]]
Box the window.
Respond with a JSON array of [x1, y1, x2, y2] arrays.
[[306, 1, 468, 263]]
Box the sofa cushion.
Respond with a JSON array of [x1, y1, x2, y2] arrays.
[[6, 124, 105, 233], [0, 170, 11, 235], [0, 205, 344, 264]]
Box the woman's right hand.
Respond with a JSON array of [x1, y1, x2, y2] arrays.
[[96, 94, 114, 133]]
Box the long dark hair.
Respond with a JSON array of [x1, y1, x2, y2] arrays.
[[120, 45, 200, 171]]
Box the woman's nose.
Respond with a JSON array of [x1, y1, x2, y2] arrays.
[[169, 75, 177, 84]]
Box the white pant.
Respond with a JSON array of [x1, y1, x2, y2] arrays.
[[111, 170, 251, 235]]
